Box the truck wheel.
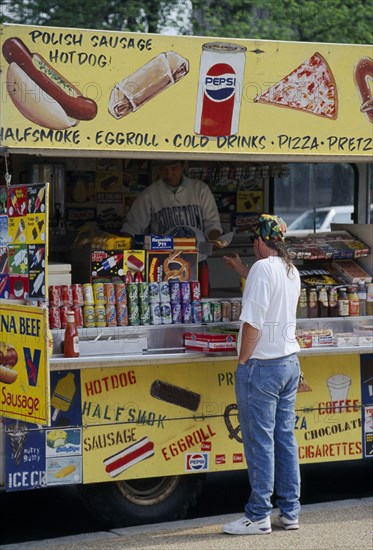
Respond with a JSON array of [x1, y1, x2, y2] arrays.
[[77, 474, 204, 528]]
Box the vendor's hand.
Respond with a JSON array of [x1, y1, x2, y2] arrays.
[[213, 238, 228, 249]]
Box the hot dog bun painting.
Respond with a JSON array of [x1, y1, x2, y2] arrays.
[[2, 38, 98, 129], [0, 342, 18, 384], [354, 57, 373, 123]]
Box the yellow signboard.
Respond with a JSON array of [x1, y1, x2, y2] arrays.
[[1, 24, 372, 158], [80, 353, 362, 483], [0, 303, 50, 424]]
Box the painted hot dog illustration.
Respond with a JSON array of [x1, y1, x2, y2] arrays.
[[0, 342, 18, 384], [354, 57, 373, 123], [104, 436, 155, 477], [2, 37, 98, 129]]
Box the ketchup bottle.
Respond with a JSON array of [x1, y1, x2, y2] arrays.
[[199, 261, 210, 298], [64, 311, 80, 358]]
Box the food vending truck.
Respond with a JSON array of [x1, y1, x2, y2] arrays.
[[0, 23, 372, 527]]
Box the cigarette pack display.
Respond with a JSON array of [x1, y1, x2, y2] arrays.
[[332, 260, 372, 283], [184, 332, 237, 352], [146, 250, 198, 283]]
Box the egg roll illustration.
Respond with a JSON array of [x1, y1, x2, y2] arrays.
[[109, 51, 189, 119]]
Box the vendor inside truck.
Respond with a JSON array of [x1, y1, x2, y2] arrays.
[[120, 160, 225, 249]]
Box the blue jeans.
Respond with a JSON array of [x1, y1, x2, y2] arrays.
[[235, 354, 301, 521]]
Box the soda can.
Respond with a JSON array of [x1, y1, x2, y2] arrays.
[[49, 285, 61, 307], [171, 302, 182, 324], [60, 305, 69, 328], [82, 283, 94, 305], [49, 306, 61, 329], [159, 281, 171, 303], [192, 301, 202, 323], [61, 284, 73, 306], [72, 305, 84, 328], [150, 302, 162, 325], [104, 283, 116, 305], [128, 303, 140, 326], [201, 300, 212, 323], [105, 304, 117, 327], [231, 300, 241, 321], [140, 302, 151, 325], [116, 305, 129, 326], [222, 301, 232, 322], [72, 283, 84, 306], [190, 281, 201, 302], [127, 283, 139, 305], [139, 282, 150, 304], [195, 42, 247, 137], [93, 282, 105, 304], [182, 302, 192, 323], [211, 301, 222, 322], [115, 283, 127, 305], [169, 281, 181, 303], [94, 304, 106, 327], [83, 305, 95, 328], [161, 302, 172, 325], [181, 282, 191, 303], [149, 282, 160, 303]]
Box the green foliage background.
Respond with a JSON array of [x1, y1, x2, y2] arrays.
[[0, 0, 372, 43]]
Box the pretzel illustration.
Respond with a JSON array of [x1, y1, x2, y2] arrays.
[[354, 57, 373, 123], [164, 250, 191, 281], [223, 403, 242, 443]]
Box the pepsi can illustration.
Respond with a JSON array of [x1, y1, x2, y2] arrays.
[[195, 42, 247, 137]]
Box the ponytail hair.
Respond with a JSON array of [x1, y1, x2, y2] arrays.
[[266, 240, 295, 277]]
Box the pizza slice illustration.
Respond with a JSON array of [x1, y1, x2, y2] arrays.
[[255, 52, 338, 120]]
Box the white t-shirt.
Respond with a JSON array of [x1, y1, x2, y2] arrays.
[[121, 176, 222, 243], [239, 256, 300, 359]]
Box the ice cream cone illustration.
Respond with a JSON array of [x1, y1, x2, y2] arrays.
[[15, 218, 25, 241], [8, 423, 28, 466]]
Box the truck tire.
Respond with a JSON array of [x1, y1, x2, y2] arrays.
[[77, 474, 204, 528]]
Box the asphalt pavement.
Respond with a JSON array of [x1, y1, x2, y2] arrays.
[[3, 497, 372, 550]]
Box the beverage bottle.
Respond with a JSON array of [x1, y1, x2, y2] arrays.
[[199, 260, 210, 298], [297, 288, 308, 318], [348, 285, 360, 316], [318, 287, 329, 317], [366, 283, 373, 316], [307, 288, 318, 318], [337, 288, 349, 317], [328, 287, 338, 317], [64, 310, 80, 357], [358, 282, 367, 316]]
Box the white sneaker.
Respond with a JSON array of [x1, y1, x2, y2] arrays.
[[279, 514, 299, 530], [222, 515, 272, 535]]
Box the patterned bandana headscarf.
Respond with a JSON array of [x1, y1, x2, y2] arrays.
[[252, 214, 287, 241]]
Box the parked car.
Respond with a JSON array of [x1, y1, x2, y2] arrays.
[[286, 205, 356, 235]]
